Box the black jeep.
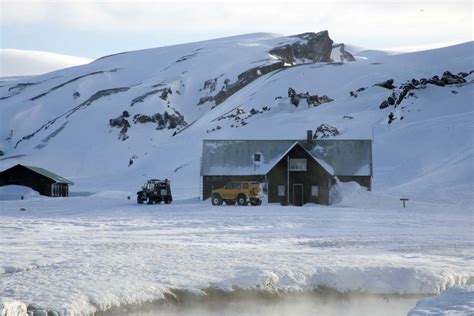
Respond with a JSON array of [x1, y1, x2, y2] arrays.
[[137, 179, 172, 204]]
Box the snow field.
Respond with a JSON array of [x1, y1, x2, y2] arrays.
[[0, 185, 472, 315]]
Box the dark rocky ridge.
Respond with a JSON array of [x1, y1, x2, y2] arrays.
[[269, 31, 335, 64], [199, 31, 354, 107]]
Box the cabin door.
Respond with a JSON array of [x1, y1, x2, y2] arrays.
[[293, 184, 303, 206]]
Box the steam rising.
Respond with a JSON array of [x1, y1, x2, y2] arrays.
[[98, 288, 422, 316]]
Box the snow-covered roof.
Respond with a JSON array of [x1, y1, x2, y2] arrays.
[[3, 164, 74, 185], [266, 142, 334, 176], [309, 140, 372, 176], [200, 139, 371, 177]]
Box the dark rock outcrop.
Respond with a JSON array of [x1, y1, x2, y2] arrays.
[[209, 61, 285, 106], [314, 124, 340, 139], [376, 70, 472, 125], [388, 112, 395, 124], [109, 114, 130, 141], [349, 87, 366, 98], [160, 88, 172, 101], [203, 78, 218, 93], [378, 70, 472, 112], [375, 79, 396, 90], [132, 111, 187, 130], [214, 106, 271, 129], [199, 31, 351, 107], [287, 88, 334, 108], [269, 31, 334, 64]]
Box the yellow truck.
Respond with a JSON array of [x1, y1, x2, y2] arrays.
[[211, 181, 263, 206]]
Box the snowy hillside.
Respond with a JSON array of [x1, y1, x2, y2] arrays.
[[1, 31, 472, 205], [0, 31, 473, 315], [0, 49, 92, 77]]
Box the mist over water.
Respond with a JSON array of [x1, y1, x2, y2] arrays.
[[99, 289, 423, 316]]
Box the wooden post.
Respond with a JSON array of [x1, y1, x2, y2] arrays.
[[287, 155, 290, 205], [400, 198, 409, 208]]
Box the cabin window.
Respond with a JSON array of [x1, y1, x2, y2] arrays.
[[278, 185, 285, 196], [243, 183, 249, 189], [289, 158, 307, 171], [254, 153, 261, 162], [311, 185, 319, 197]]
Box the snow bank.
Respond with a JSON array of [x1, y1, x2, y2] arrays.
[[408, 285, 474, 315], [0, 185, 40, 201], [0, 299, 27, 316], [214, 266, 469, 295]]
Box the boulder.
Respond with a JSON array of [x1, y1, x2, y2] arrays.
[[375, 79, 396, 90], [314, 124, 340, 139]]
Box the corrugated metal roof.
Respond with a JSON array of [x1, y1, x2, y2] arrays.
[[201, 139, 372, 177], [310, 140, 372, 176], [22, 165, 74, 185]]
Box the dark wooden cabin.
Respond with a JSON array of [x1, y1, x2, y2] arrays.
[[0, 164, 73, 197], [200, 135, 372, 206], [266, 142, 334, 205]]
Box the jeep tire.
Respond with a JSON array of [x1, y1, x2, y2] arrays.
[[212, 194, 223, 206], [237, 194, 248, 206]]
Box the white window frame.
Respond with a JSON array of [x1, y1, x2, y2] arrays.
[[278, 185, 285, 197], [311, 185, 319, 197], [289, 158, 307, 171]]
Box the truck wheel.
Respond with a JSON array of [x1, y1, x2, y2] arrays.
[[147, 198, 154, 204], [225, 200, 236, 206], [212, 194, 223, 206], [165, 199, 171, 204], [137, 198, 144, 204], [237, 194, 248, 206], [251, 199, 262, 206]]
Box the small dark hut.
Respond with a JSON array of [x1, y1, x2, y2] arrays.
[[200, 132, 372, 206], [0, 164, 73, 197]]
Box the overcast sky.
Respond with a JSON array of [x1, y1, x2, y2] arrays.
[[1, 0, 472, 59]]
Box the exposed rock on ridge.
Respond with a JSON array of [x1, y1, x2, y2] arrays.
[[269, 31, 335, 64], [200, 31, 353, 107]]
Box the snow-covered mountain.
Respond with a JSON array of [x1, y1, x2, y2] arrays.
[[0, 31, 473, 204], [0, 49, 92, 77]]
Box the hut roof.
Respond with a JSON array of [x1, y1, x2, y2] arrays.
[[200, 139, 372, 177], [7, 164, 74, 185]]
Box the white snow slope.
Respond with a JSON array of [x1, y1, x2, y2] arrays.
[[0, 32, 473, 315]]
